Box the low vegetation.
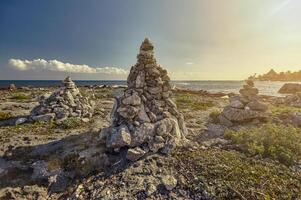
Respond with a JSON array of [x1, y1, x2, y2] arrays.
[[174, 93, 215, 110], [0, 111, 13, 121], [270, 105, 301, 116], [1, 121, 56, 139], [59, 117, 82, 129], [173, 148, 301, 200], [225, 123, 301, 165], [94, 87, 114, 99], [10, 92, 30, 100], [209, 109, 221, 123]]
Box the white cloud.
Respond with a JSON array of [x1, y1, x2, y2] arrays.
[[185, 62, 194, 65], [8, 58, 128, 75]]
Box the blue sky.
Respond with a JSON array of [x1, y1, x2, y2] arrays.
[[1, 0, 301, 80]]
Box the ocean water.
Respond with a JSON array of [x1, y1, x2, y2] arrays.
[[0, 80, 299, 97]]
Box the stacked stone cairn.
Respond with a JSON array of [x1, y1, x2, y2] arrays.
[[283, 93, 301, 108], [102, 38, 187, 161], [219, 79, 268, 126], [30, 76, 94, 122]]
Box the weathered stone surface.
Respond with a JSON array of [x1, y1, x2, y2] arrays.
[[32, 113, 56, 122], [30, 77, 94, 122], [239, 88, 258, 97], [218, 115, 233, 127], [103, 38, 187, 156], [106, 125, 131, 148], [126, 147, 146, 161], [246, 100, 268, 111], [161, 175, 177, 191], [230, 100, 244, 109], [15, 117, 27, 125], [222, 106, 266, 122], [130, 123, 154, 147], [122, 93, 141, 106]]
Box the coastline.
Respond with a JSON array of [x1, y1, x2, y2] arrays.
[[0, 80, 293, 97]]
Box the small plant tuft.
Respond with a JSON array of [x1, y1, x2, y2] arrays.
[[59, 117, 82, 129], [10, 92, 30, 100], [175, 93, 214, 110], [0, 112, 13, 121], [209, 109, 221, 123]]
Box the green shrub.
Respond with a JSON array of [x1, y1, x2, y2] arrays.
[[271, 105, 301, 115], [10, 92, 30, 100], [175, 94, 214, 110], [59, 117, 82, 129], [209, 109, 221, 123], [0, 112, 13, 120], [225, 123, 301, 165]]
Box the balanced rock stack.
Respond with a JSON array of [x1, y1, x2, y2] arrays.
[[219, 79, 268, 126], [102, 38, 187, 161], [283, 93, 301, 108], [30, 77, 94, 122]]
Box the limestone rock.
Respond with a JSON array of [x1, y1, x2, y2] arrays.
[[122, 93, 141, 106], [106, 125, 131, 149], [126, 147, 146, 161], [222, 106, 266, 122], [32, 113, 56, 122], [239, 88, 258, 97], [230, 100, 244, 109], [15, 117, 27, 125], [246, 100, 268, 111]]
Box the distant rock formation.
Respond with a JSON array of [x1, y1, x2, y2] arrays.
[[30, 76, 94, 122], [278, 83, 301, 94], [101, 38, 187, 160], [219, 79, 268, 126], [256, 69, 301, 81]]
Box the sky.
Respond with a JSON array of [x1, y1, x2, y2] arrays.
[[1, 0, 301, 80]]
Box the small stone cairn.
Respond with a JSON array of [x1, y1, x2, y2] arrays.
[[30, 77, 94, 122], [102, 38, 187, 161], [219, 79, 268, 126], [283, 93, 301, 108]]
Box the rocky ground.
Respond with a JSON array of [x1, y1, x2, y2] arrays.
[[0, 86, 301, 200]]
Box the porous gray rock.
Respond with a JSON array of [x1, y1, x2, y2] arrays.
[[283, 92, 301, 108], [30, 77, 94, 122], [230, 100, 244, 109], [219, 79, 268, 126], [126, 147, 146, 161], [291, 112, 301, 127], [106, 125, 132, 149], [31, 113, 56, 122], [102, 38, 187, 156], [15, 117, 27, 125]]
